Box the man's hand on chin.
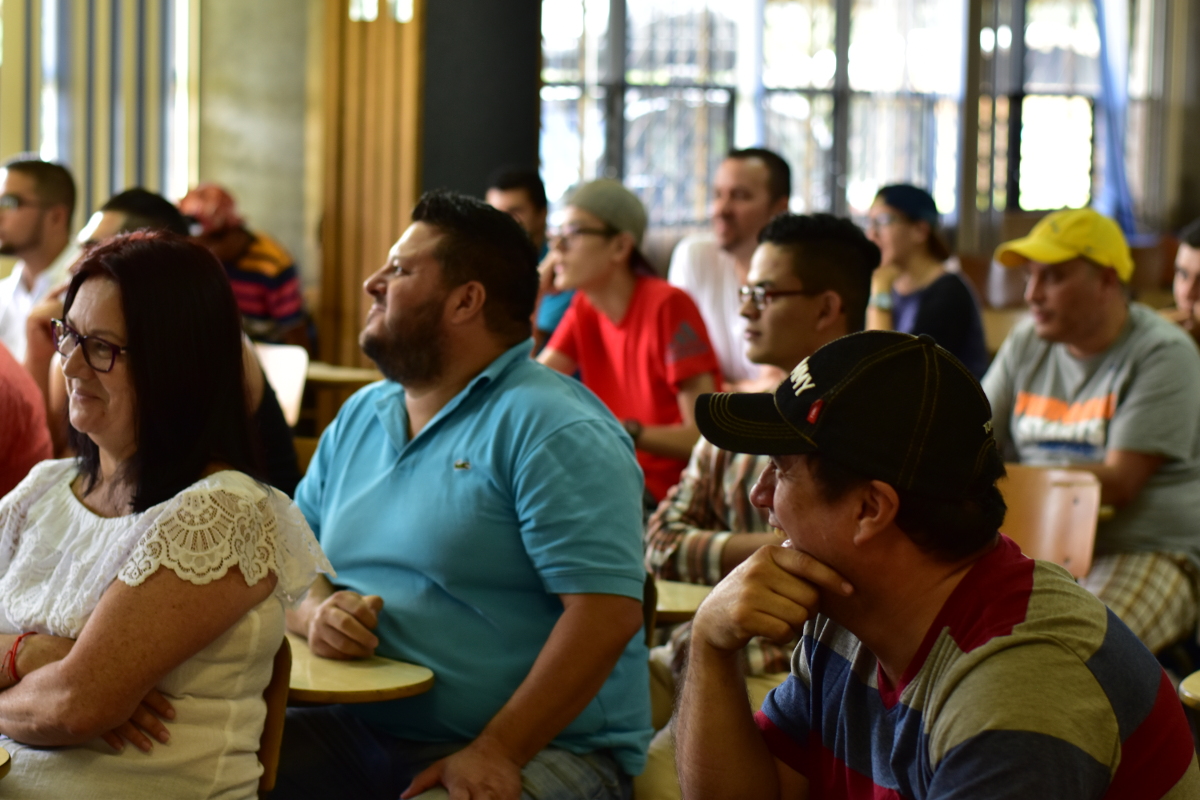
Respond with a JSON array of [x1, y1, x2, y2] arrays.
[[692, 544, 854, 653], [402, 736, 523, 800]]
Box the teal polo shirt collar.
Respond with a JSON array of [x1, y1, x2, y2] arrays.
[[372, 337, 535, 456]]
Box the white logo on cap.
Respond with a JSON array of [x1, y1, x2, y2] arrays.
[[790, 358, 816, 397]]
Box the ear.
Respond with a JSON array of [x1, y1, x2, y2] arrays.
[[851, 480, 900, 547], [814, 290, 845, 333], [912, 220, 933, 248], [46, 204, 71, 232], [611, 231, 636, 264], [445, 280, 488, 326], [1098, 265, 1124, 291]]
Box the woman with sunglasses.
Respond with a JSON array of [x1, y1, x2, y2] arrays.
[[865, 184, 988, 377], [0, 232, 330, 799]]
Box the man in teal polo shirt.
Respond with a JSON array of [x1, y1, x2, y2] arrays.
[[273, 191, 651, 800]]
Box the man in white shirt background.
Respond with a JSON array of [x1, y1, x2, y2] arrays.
[[0, 156, 78, 362], [668, 148, 791, 389]]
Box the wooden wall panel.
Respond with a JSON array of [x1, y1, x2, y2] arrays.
[[319, 0, 424, 368]]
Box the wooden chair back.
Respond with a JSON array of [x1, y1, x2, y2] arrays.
[[254, 343, 310, 428], [643, 574, 658, 647], [996, 464, 1100, 579], [259, 636, 292, 794]]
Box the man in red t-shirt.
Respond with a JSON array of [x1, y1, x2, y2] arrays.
[[538, 180, 720, 502], [0, 341, 52, 496]]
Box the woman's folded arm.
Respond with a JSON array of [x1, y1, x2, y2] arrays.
[[0, 564, 276, 746]]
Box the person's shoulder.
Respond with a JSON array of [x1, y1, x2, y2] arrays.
[[672, 232, 719, 260], [10, 458, 75, 493], [0, 267, 19, 297], [641, 274, 704, 310], [933, 271, 980, 302], [238, 232, 297, 277], [502, 357, 614, 417], [1127, 303, 1200, 355], [996, 313, 1041, 356], [668, 233, 721, 281], [497, 358, 627, 431]]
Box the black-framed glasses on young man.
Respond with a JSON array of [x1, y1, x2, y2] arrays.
[[738, 285, 821, 311], [51, 319, 129, 373]]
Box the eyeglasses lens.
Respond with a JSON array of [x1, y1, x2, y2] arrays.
[[86, 339, 115, 371]]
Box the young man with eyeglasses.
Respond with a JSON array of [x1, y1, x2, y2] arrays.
[[668, 148, 792, 388], [0, 157, 79, 362], [636, 213, 878, 800], [537, 179, 721, 504]]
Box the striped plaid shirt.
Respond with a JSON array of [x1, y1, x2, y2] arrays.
[[644, 439, 793, 676]]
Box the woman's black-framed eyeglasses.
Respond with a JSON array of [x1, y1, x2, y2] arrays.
[[738, 285, 822, 311], [51, 318, 129, 373]]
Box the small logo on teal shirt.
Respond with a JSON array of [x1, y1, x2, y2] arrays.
[[454, 460, 471, 470]]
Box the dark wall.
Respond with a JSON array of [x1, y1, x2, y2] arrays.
[[422, 1, 541, 197]]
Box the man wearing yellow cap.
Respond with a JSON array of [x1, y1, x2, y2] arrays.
[[984, 208, 1200, 654]]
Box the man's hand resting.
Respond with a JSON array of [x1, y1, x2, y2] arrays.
[[306, 590, 385, 659], [692, 544, 853, 653], [402, 736, 523, 800]]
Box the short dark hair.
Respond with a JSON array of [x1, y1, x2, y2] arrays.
[[100, 188, 191, 236], [874, 184, 951, 262], [807, 452, 1006, 563], [3, 155, 76, 218], [727, 148, 791, 205], [758, 213, 880, 332], [412, 190, 539, 343], [64, 231, 260, 512], [1180, 218, 1200, 249], [486, 166, 548, 211]]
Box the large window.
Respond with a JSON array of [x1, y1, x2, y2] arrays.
[[541, 0, 964, 226]]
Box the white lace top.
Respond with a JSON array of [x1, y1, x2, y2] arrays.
[[0, 459, 332, 800]]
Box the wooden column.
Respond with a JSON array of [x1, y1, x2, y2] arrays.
[[319, 0, 424, 369]]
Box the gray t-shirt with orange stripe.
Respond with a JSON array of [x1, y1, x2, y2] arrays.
[[983, 303, 1200, 564]]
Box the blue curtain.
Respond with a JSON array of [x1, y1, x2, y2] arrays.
[[1093, 0, 1137, 234]]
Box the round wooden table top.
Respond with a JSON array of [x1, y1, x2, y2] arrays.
[[655, 580, 713, 624], [305, 362, 383, 387], [1179, 671, 1200, 711], [286, 633, 434, 704], [0, 745, 10, 780]]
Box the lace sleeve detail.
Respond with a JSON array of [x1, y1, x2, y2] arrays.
[[117, 477, 333, 605]]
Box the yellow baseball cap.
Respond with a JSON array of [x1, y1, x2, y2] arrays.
[[994, 208, 1134, 283]]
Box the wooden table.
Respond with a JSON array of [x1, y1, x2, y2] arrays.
[[306, 362, 385, 434], [306, 362, 383, 388], [286, 633, 434, 704], [1179, 671, 1200, 711], [655, 580, 713, 624], [0, 746, 9, 780]]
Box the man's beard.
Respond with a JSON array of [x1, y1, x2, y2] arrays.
[[359, 293, 447, 386]]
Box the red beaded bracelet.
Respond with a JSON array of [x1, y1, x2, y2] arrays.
[[3, 632, 36, 683]]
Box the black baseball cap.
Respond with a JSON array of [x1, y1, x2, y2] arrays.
[[695, 331, 998, 499]]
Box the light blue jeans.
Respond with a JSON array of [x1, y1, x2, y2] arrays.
[[268, 705, 632, 800]]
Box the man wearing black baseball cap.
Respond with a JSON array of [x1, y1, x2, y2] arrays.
[[675, 330, 1198, 799]]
